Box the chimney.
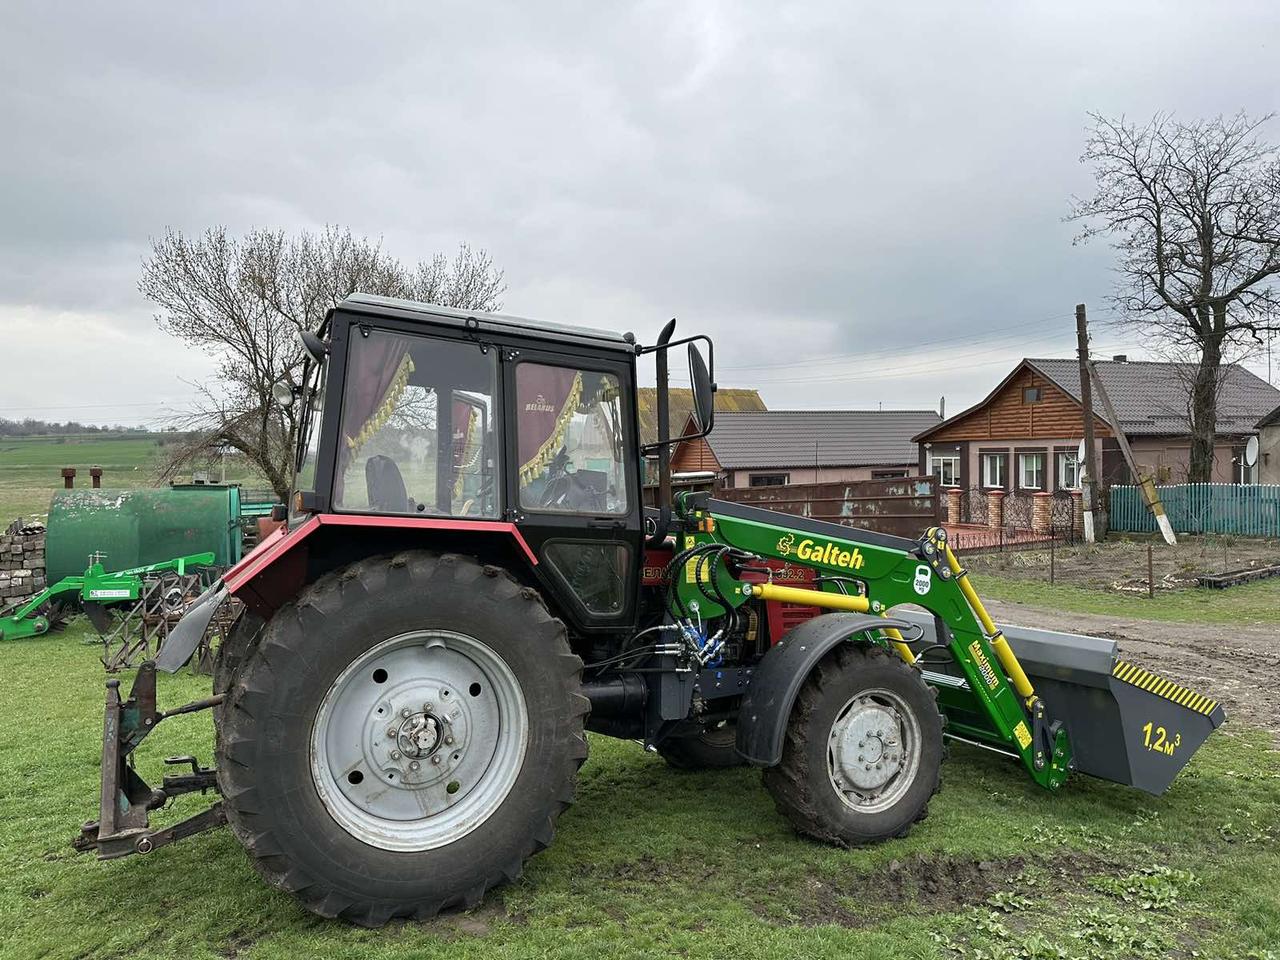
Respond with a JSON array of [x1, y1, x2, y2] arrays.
[[939, 396, 946, 419], [1112, 354, 1128, 362]]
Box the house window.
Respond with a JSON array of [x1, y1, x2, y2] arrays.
[[871, 469, 909, 479], [930, 453, 960, 487], [1056, 451, 1080, 489], [981, 453, 1007, 488], [749, 473, 788, 487], [1023, 386, 1042, 403], [1018, 452, 1045, 490]]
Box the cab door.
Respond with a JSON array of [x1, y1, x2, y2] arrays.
[[503, 349, 642, 631]]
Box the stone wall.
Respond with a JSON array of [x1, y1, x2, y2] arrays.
[[0, 521, 47, 604]]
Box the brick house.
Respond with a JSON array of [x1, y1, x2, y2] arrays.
[[673, 409, 942, 488], [912, 357, 1280, 495]]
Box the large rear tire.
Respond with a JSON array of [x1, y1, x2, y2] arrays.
[[216, 552, 588, 925], [763, 643, 942, 845]]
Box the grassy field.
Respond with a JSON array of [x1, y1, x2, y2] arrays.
[[1, 622, 1277, 960], [0, 434, 266, 521], [977, 571, 1280, 626]]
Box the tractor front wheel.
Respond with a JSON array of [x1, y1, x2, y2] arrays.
[[763, 643, 942, 845], [215, 552, 588, 925]]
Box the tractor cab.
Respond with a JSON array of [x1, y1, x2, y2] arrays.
[[285, 294, 713, 633]]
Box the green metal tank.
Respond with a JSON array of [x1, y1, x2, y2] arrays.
[[45, 486, 243, 582]]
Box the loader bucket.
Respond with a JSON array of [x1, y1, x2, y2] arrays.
[[902, 613, 1225, 795]]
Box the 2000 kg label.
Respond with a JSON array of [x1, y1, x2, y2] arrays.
[[1141, 722, 1181, 756]]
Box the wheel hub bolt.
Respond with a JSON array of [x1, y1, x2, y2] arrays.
[[409, 760, 420, 771], [401, 708, 411, 718], [444, 736, 454, 746], [387, 727, 397, 738], [390, 750, 401, 760], [432, 755, 442, 765]]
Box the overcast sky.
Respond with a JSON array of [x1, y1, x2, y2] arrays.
[[2, 2, 1278, 427]]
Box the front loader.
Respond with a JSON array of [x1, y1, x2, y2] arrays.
[[73, 295, 1225, 924]]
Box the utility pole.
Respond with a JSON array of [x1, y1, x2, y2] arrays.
[[1075, 304, 1100, 543]]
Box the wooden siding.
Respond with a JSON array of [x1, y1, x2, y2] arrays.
[[671, 435, 721, 473], [717, 476, 942, 539], [928, 366, 1112, 442]]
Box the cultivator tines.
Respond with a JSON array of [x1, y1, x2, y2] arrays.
[[99, 569, 238, 673]]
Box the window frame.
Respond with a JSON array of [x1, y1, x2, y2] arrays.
[[1055, 448, 1081, 490], [510, 356, 635, 519], [929, 453, 961, 487], [748, 472, 790, 487], [1017, 450, 1046, 490], [980, 450, 1008, 489], [331, 324, 503, 519], [1023, 385, 1042, 404]]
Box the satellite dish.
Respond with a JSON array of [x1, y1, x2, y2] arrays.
[[1077, 438, 1087, 462], [1245, 435, 1260, 467]]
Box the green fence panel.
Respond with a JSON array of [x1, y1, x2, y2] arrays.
[[1108, 483, 1280, 537]]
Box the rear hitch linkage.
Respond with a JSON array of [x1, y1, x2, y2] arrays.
[[72, 661, 226, 860]]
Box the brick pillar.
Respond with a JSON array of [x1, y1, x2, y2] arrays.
[[1032, 491, 1053, 535], [61, 467, 76, 489], [987, 489, 1005, 530], [1070, 489, 1084, 539], [946, 487, 963, 526], [89, 466, 103, 489]]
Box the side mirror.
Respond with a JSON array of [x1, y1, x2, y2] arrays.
[[299, 329, 329, 364], [688, 343, 715, 434], [272, 380, 296, 409]]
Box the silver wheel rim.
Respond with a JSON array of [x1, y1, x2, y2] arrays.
[[826, 686, 922, 814], [309, 629, 528, 852]]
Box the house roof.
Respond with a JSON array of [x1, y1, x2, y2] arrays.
[[702, 410, 941, 469], [1029, 358, 1280, 437], [1256, 402, 1280, 430], [636, 387, 766, 446], [913, 357, 1280, 442]]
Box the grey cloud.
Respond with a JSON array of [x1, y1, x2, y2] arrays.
[[2, 1, 1277, 417]]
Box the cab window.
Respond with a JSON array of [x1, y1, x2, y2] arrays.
[[335, 328, 499, 518], [516, 362, 628, 515]]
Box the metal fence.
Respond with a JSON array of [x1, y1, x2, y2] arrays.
[[1110, 483, 1280, 537]]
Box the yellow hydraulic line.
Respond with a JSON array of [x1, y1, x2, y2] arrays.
[[941, 542, 1037, 706], [746, 583, 916, 664]]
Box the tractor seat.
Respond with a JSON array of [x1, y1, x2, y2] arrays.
[[365, 455, 410, 513]]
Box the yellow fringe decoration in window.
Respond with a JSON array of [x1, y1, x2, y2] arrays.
[[519, 371, 582, 485], [453, 405, 480, 499], [345, 352, 416, 455]]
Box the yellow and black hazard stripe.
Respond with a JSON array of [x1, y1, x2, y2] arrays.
[[1112, 659, 1219, 716]]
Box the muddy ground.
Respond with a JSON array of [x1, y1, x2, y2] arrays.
[[986, 597, 1280, 736], [964, 536, 1280, 593]]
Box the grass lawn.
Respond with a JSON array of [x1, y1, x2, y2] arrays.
[[1, 623, 1278, 960], [0, 434, 267, 522], [976, 571, 1280, 626]]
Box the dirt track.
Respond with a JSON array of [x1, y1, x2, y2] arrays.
[[985, 598, 1280, 736]]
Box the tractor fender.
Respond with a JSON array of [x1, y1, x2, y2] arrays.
[[735, 612, 916, 766]]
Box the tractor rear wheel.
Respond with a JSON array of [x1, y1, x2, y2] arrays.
[[658, 723, 746, 770], [215, 552, 588, 926], [763, 643, 942, 845]]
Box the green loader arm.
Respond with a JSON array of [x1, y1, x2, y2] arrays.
[[673, 497, 1072, 790]]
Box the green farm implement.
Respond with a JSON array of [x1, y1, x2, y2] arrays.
[[0, 552, 216, 643], [72, 297, 1225, 924]]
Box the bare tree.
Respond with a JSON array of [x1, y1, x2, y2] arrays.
[[1069, 112, 1280, 481], [140, 226, 504, 500]]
